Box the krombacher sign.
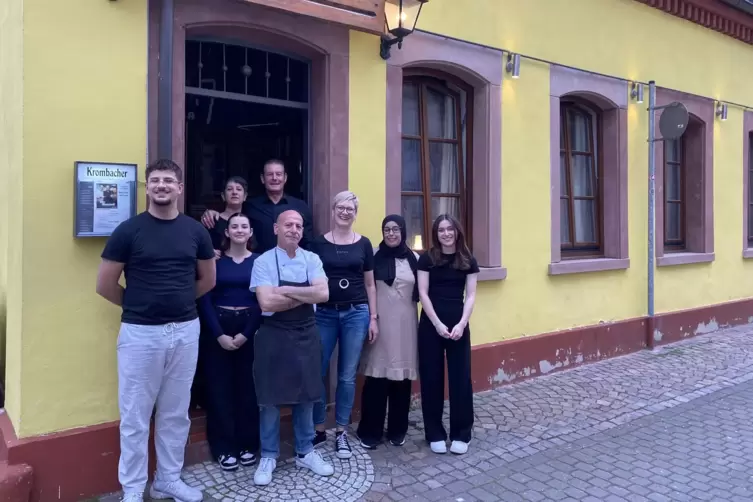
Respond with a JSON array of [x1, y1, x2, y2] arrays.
[[241, 0, 385, 33]]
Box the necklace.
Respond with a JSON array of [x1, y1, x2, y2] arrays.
[[331, 231, 356, 289]]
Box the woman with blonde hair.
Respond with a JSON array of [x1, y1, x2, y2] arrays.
[[309, 191, 378, 459]]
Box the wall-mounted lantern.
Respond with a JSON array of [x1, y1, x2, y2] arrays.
[[380, 0, 429, 60], [715, 101, 728, 121]]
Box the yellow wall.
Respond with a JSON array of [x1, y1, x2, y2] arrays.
[[347, 0, 753, 344], [0, 0, 24, 418], [7, 0, 148, 437], [348, 31, 387, 244]]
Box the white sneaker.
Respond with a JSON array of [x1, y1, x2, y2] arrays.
[[149, 479, 203, 502], [295, 449, 334, 476], [450, 440, 470, 455], [254, 457, 277, 486], [120, 493, 143, 502], [430, 441, 447, 454]]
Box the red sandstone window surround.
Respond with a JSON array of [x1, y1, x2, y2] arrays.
[[384, 31, 506, 281], [549, 67, 629, 276], [653, 88, 715, 267]]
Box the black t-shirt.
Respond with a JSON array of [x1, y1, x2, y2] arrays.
[[310, 235, 374, 304], [417, 252, 480, 305], [101, 212, 215, 325]]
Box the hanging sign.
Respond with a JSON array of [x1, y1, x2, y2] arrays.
[[241, 0, 385, 34], [74, 161, 138, 238]]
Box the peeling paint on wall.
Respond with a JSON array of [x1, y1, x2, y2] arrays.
[[654, 329, 664, 342], [694, 319, 720, 336]]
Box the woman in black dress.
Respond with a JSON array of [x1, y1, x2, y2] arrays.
[[417, 214, 479, 456]]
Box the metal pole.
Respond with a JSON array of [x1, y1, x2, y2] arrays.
[[158, 0, 174, 160], [647, 80, 656, 348]]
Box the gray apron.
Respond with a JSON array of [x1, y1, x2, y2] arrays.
[[253, 250, 322, 406]]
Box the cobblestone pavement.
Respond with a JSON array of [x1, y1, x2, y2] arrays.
[[101, 323, 753, 501]]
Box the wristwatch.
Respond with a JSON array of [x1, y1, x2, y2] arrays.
[[370, 314, 379, 320]]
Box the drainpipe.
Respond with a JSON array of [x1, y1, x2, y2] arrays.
[[158, 0, 174, 160], [647, 80, 657, 349]]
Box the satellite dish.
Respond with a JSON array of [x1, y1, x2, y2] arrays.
[[659, 102, 689, 140]]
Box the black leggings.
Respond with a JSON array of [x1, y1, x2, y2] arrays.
[[202, 307, 260, 458]]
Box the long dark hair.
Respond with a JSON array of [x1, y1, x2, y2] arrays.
[[427, 214, 472, 270], [220, 213, 255, 252]]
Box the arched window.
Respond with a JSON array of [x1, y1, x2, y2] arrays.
[[559, 101, 601, 255], [401, 75, 470, 251]]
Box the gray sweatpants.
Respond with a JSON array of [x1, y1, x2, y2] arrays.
[[117, 319, 199, 495]]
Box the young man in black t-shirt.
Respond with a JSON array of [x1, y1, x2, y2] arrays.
[[97, 159, 216, 502]]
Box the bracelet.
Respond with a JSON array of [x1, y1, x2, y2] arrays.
[[370, 314, 379, 320]]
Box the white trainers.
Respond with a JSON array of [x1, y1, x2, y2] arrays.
[[149, 479, 203, 502], [295, 449, 334, 476], [120, 492, 143, 502], [430, 441, 447, 454], [450, 440, 470, 455], [254, 457, 277, 486]]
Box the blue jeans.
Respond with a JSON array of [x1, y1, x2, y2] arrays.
[[259, 403, 315, 458], [313, 304, 370, 427]]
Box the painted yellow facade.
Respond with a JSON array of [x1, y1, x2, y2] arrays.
[[1, 0, 148, 437], [2, 0, 753, 438]]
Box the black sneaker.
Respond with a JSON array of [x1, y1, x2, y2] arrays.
[[313, 430, 327, 448], [335, 431, 353, 459], [358, 435, 379, 450], [389, 435, 406, 446], [239, 450, 256, 466], [218, 454, 239, 471]]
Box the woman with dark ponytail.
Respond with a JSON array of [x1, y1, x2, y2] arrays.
[[199, 213, 262, 471]]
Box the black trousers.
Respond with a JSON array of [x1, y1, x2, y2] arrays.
[[417, 314, 474, 443], [202, 308, 260, 459], [356, 377, 412, 442]]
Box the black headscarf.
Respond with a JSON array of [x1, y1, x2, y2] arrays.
[[373, 215, 419, 302]]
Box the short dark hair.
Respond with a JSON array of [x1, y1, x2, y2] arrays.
[[145, 159, 183, 182], [224, 176, 248, 193], [263, 159, 286, 175]]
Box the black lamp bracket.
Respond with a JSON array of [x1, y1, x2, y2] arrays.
[[380, 35, 403, 60]]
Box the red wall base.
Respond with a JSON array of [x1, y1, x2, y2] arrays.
[[3, 297, 753, 502]]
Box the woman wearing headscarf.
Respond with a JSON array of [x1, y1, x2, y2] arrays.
[[356, 215, 419, 449]]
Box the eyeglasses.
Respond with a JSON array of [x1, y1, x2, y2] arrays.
[[335, 205, 356, 214], [382, 227, 401, 234]]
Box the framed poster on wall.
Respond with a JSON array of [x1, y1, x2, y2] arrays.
[[74, 161, 138, 238]]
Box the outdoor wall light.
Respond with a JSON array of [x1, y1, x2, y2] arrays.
[[716, 101, 728, 121], [380, 0, 429, 60], [506, 53, 521, 79], [631, 82, 644, 104]]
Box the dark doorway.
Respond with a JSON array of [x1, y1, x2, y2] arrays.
[[183, 39, 310, 220]]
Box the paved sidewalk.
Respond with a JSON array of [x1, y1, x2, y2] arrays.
[[102, 323, 753, 501]]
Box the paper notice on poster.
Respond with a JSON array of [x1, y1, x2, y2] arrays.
[[74, 162, 138, 237]]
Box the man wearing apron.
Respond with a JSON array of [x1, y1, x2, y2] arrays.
[[249, 209, 334, 486]]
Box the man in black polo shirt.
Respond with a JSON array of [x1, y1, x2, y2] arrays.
[[201, 159, 314, 252], [96, 159, 216, 502]]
